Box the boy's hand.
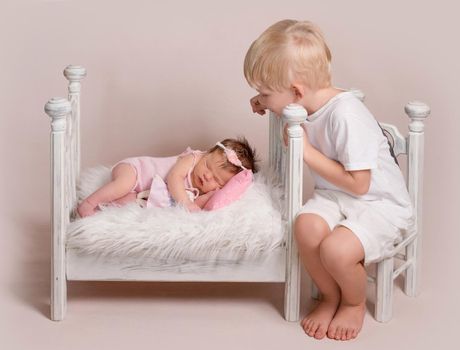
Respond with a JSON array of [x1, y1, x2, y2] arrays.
[[250, 95, 267, 115], [283, 123, 288, 146], [283, 124, 312, 151]]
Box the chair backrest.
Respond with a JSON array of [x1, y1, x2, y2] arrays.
[[349, 90, 429, 230]]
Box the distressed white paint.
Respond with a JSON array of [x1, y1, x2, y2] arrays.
[[63, 65, 86, 212], [282, 104, 307, 322], [374, 101, 429, 322], [404, 101, 429, 297], [380, 122, 407, 157], [376, 257, 394, 322], [45, 97, 72, 321], [67, 247, 286, 282]]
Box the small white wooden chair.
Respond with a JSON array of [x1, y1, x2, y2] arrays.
[[310, 90, 430, 323]]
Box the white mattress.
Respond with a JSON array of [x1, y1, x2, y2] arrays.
[[67, 166, 286, 262]]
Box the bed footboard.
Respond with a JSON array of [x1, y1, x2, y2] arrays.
[[268, 105, 307, 321], [45, 98, 71, 321]]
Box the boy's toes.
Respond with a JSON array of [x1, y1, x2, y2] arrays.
[[334, 327, 343, 340], [341, 328, 349, 341], [314, 326, 327, 340], [307, 321, 318, 337], [327, 326, 336, 339], [301, 318, 310, 333], [351, 328, 358, 339], [346, 328, 354, 340]]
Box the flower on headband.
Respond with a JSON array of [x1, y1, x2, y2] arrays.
[[225, 149, 242, 167], [216, 142, 246, 170]]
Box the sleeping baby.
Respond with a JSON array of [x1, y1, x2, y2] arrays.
[[77, 138, 258, 217]]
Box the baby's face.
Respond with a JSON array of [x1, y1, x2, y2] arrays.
[[192, 151, 235, 194]]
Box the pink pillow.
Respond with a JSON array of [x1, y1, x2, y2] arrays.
[[203, 169, 253, 211]]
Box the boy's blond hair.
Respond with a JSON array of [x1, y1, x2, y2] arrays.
[[244, 19, 332, 91]]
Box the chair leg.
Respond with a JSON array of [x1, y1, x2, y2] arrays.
[[375, 257, 394, 323], [404, 237, 421, 297]]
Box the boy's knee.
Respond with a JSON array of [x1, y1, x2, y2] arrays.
[[319, 235, 351, 271], [294, 213, 329, 247]]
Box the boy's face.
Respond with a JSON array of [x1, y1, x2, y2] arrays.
[[257, 86, 296, 117]]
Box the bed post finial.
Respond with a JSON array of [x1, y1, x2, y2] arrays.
[[404, 100, 429, 299], [282, 103, 307, 322], [45, 97, 72, 129], [405, 101, 430, 133], [44, 97, 71, 321], [64, 65, 87, 92]]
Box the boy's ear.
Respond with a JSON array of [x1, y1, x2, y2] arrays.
[[291, 83, 305, 101]]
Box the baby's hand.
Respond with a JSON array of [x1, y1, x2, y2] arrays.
[[250, 95, 267, 116], [185, 202, 201, 212]]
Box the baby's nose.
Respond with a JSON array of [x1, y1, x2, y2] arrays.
[[204, 172, 212, 181]]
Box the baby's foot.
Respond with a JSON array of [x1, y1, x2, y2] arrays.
[[301, 298, 339, 340], [327, 302, 365, 341], [77, 199, 98, 218]]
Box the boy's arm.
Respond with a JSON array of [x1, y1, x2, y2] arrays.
[[167, 155, 200, 210], [302, 131, 371, 196]]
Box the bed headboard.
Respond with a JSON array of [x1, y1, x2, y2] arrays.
[[45, 65, 86, 221]]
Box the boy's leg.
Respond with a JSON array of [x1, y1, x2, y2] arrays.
[[77, 163, 137, 217], [319, 226, 366, 341], [295, 213, 341, 340]]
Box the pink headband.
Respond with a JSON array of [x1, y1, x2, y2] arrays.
[[216, 142, 247, 170]]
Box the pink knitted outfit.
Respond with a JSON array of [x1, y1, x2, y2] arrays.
[[112, 147, 204, 208]]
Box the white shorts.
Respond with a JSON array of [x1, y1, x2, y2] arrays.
[[297, 189, 404, 264]]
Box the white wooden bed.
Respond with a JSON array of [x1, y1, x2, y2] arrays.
[[44, 65, 429, 323]]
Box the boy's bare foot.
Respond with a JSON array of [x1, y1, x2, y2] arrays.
[[301, 298, 339, 340], [327, 302, 365, 341]]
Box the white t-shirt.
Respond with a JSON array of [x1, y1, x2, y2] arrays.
[[301, 91, 413, 228]]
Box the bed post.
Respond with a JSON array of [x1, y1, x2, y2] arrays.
[[404, 101, 430, 297], [269, 112, 284, 180], [283, 104, 307, 321], [63, 65, 86, 209], [45, 98, 72, 321]]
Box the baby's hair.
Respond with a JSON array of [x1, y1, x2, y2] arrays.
[[244, 19, 332, 91], [208, 137, 259, 174]]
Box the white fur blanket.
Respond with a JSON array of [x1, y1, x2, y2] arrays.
[[66, 166, 286, 261]]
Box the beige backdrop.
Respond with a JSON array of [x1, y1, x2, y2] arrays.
[[1, 0, 459, 349]]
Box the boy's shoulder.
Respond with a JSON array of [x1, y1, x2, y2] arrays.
[[320, 91, 374, 124], [328, 91, 368, 114]]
